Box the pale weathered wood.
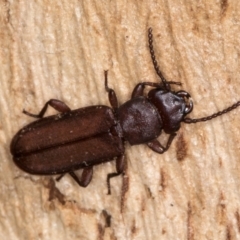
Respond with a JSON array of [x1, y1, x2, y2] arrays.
[[1, 0, 240, 239]]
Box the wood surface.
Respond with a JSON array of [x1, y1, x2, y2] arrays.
[[1, 1, 240, 239]]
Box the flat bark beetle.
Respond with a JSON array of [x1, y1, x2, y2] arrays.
[[10, 28, 240, 193]]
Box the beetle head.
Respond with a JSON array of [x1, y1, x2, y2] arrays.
[[148, 88, 193, 133]]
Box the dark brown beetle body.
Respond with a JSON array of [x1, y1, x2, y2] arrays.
[[118, 97, 162, 145], [11, 28, 240, 193], [11, 106, 124, 175]]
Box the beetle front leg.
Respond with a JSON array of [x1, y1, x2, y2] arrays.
[[147, 133, 176, 154], [107, 155, 125, 195], [131, 82, 161, 98], [104, 70, 118, 110], [131, 82, 182, 99], [68, 166, 93, 187], [23, 99, 71, 118]]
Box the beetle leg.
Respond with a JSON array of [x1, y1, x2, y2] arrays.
[[56, 174, 65, 182], [107, 155, 125, 195], [131, 82, 160, 98], [131, 83, 145, 98], [131, 81, 182, 99], [147, 133, 176, 154], [23, 99, 71, 118], [68, 166, 93, 187], [104, 70, 118, 109]]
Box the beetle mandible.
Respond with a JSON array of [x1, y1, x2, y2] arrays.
[[11, 28, 240, 194]]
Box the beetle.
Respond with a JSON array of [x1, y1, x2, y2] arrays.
[[11, 28, 240, 194]]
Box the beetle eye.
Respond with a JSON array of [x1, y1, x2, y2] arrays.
[[184, 99, 193, 114], [183, 97, 193, 114], [176, 91, 193, 114]]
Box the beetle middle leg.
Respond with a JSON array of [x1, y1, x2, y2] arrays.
[[23, 99, 71, 118], [107, 155, 125, 195], [104, 70, 118, 110], [147, 133, 176, 154]]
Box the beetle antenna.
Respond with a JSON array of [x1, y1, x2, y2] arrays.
[[148, 28, 169, 89], [183, 101, 240, 123], [148, 28, 181, 90]]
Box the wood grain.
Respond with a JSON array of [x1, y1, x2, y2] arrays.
[[1, 1, 240, 239]]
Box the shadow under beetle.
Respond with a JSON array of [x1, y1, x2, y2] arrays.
[[10, 28, 240, 194]]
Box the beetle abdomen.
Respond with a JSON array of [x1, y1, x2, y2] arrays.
[[117, 97, 162, 145]]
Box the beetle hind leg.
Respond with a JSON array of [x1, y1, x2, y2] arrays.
[[68, 166, 93, 187], [56, 173, 65, 182], [23, 99, 71, 118], [107, 155, 125, 195], [56, 167, 93, 187]]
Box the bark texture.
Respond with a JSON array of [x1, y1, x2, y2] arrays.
[[1, 1, 240, 239]]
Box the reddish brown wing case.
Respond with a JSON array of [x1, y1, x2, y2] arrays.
[[11, 106, 124, 174]]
